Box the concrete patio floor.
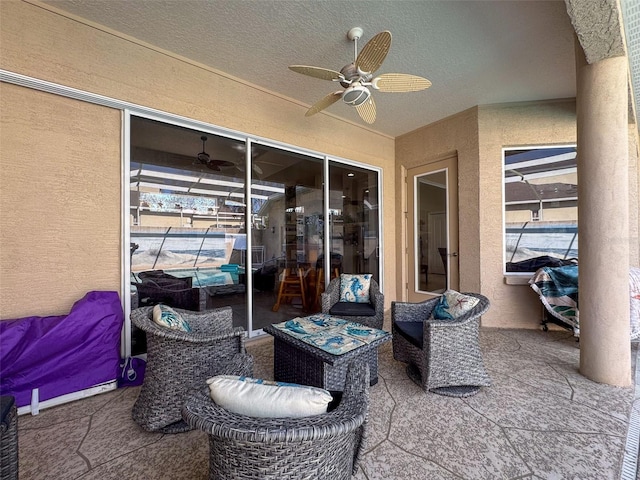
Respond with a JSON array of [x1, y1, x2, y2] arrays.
[[14, 326, 640, 479]]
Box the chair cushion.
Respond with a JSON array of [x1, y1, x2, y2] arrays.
[[339, 274, 372, 303], [329, 301, 376, 317], [394, 321, 424, 349], [207, 375, 332, 418], [152, 304, 191, 332], [430, 290, 479, 320]]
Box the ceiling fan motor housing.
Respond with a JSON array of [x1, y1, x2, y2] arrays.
[[342, 84, 371, 106]]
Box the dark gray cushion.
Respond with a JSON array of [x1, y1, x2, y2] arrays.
[[329, 302, 376, 317], [394, 321, 424, 349]]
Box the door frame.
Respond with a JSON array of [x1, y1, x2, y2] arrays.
[[405, 153, 459, 302]]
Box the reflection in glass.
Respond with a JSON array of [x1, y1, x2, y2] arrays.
[[416, 171, 447, 294], [128, 115, 381, 345], [328, 162, 380, 285], [251, 146, 324, 330], [503, 146, 578, 273], [129, 117, 248, 354]]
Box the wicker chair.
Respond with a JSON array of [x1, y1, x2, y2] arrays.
[[131, 306, 253, 433], [0, 396, 18, 480], [182, 362, 370, 480], [321, 277, 384, 330], [392, 293, 491, 397]]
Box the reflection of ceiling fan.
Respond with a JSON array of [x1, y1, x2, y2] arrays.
[[289, 28, 432, 124], [229, 144, 264, 175], [196, 135, 234, 171]]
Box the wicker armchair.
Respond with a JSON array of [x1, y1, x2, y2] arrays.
[[392, 293, 491, 397], [182, 362, 370, 480], [131, 306, 253, 433], [321, 277, 384, 330]]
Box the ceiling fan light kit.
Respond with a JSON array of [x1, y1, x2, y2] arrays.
[[289, 27, 431, 124], [342, 83, 371, 106]]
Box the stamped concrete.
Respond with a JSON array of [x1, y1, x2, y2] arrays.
[[15, 327, 639, 479]]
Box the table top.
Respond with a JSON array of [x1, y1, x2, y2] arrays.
[[264, 315, 391, 366]]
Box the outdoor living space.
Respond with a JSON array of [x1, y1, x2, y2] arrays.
[[15, 320, 640, 480], [2, 2, 640, 479]]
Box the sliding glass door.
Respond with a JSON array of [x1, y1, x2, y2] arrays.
[[129, 117, 249, 352], [328, 161, 380, 284], [250, 145, 324, 331], [127, 114, 381, 347]]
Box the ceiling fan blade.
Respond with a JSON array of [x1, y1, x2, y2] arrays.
[[209, 159, 235, 167], [232, 162, 263, 175], [355, 97, 376, 124], [306, 91, 343, 117], [372, 73, 432, 92], [289, 65, 343, 81], [355, 31, 391, 74]]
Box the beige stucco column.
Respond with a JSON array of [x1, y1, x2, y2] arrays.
[[576, 45, 631, 386]]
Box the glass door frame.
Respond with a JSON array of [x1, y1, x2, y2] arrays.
[[406, 155, 458, 302], [122, 109, 383, 354]]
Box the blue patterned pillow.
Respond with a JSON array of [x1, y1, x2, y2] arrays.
[[152, 304, 192, 332], [430, 290, 479, 320], [339, 274, 372, 303]]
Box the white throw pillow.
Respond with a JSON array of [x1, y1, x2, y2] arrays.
[[207, 375, 333, 418]]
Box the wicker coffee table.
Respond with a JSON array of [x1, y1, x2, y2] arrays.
[[264, 316, 391, 391]]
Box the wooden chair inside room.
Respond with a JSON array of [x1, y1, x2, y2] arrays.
[[312, 253, 342, 311], [272, 266, 307, 312]]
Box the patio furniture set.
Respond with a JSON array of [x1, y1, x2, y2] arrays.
[[128, 274, 492, 478]]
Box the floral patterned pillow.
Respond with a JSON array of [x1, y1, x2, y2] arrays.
[[339, 274, 372, 303], [431, 290, 479, 320]]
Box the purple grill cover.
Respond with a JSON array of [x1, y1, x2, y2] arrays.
[[0, 291, 123, 408]]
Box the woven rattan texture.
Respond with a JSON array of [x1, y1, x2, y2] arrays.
[[131, 306, 252, 432], [182, 361, 370, 480], [321, 278, 384, 330], [271, 337, 379, 391], [392, 293, 491, 396], [0, 398, 18, 480], [264, 320, 389, 391]]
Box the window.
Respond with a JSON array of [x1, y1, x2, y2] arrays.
[[503, 146, 578, 273]]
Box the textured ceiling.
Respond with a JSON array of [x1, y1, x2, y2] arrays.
[[41, 0, 577, 138]]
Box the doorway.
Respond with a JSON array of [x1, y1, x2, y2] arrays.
[[407, 155, 458, 302]]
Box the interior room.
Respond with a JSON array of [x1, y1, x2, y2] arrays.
[[1, 1, 639, 479]]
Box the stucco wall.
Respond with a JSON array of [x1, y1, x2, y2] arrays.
[[398, 98, 639, 329], [0, 1, 395, 318], [396, 107, 481, 298], [477, 100, 578, 328], [629, 127, 640, 266], [0, 83, 122, 317]]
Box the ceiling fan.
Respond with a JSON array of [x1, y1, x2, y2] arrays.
[[229, 144, 264, 176], [289, 27, 432, 124], [195, 135, 235, 171]]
